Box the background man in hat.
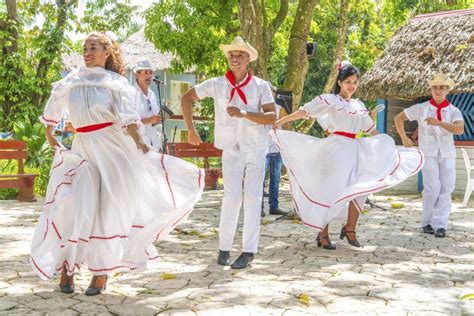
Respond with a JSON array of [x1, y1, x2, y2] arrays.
[[181, 37, 276, 269], [133, 60, 162, 151], [395, 73, 464, 238]]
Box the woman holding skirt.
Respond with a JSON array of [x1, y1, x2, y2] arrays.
[[30, 32, 204, 295], [271, 61, 424, 250]]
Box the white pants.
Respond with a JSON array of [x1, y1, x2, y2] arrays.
[[219, 147, 266, 253], [421, 153, 456, 230]]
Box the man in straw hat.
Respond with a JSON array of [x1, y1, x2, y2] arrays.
[[395, 73, 464, 238], [181, 36, 276, 269], [133, 60, 162, 151]]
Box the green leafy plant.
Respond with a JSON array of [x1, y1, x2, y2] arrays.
[[12, 119, 48, 168]]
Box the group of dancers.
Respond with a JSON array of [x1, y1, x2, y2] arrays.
[[30, 32, 464, 295]]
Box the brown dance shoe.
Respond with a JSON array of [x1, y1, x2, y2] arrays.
[[85, 275, 108, 296], [59, 265, 75, 294]]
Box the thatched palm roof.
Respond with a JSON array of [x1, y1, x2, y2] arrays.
[[61, 29, 173, 71], [358, 9, 474, 100], [120, 29, 173, 71]]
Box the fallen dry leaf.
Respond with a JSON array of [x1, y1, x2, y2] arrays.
[[391, 203, 405, 209], [298, 293, 310, 306], [160, 273, 177, 280], [460, 293, 474, 300]]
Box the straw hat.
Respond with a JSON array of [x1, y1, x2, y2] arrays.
[[427, 73, 455, 87], [133, 60, 155, 73], [220, 36, 258, 62]]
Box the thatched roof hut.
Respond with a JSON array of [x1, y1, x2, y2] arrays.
[[61, 29, 174, 71], [358, 9, 474, 100]]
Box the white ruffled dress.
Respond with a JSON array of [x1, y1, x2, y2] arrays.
[[270, 94, 424, 230], [31, 66, 204, 279]]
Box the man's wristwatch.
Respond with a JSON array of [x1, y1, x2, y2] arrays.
[[240, 110, 247, 116]]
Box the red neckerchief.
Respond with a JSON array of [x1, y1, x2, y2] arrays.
[[429, 98, 450, 121], [225, 70, 252, 105]]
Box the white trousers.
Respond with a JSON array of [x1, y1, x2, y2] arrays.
[[421, 153, 456, 229], [219, 147, 266, 253]]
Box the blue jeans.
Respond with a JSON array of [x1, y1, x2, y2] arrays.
[[262, 152, 283, 210]]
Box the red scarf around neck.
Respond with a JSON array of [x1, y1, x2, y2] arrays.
[[429, 98, 449, 121], [225, 70, 252, 105]]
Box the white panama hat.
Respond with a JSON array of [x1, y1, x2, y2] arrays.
[[427, 73, 455, 87], [220, 36, 258, 62], [133, 60, 155, 73]]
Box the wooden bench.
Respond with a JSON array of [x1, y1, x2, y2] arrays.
[[167, 143, 222, 190], [0, 140, 37, 201]]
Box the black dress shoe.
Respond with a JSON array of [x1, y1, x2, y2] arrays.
[[261, 209, 266, 217], [269, 208, 288, 216], [340, 226, 361, 248], [59, 267, 75, 294], [85, 275, 108, 296], [422, 224, 435, 234], [230, 252, 254, 269], [316, 234, 336, 250], [434, 228, 447, 238], [217, 250, 230, 266]]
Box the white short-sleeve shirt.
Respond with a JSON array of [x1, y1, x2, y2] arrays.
[[404, 100, 464, 158], [194, 73, 274, 152]]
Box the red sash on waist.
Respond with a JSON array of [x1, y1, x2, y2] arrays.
[[333, 131, 356, 139], [76, 122, 113, 133]]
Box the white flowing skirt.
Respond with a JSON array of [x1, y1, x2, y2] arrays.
[[30, 125, 204, 279], [270, 129, 424, 230]]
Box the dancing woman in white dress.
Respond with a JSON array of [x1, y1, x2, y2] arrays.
[[30, 32, 204, 295], [271, 61, 424, 250]]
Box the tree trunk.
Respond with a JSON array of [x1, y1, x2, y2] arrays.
[[31, 0, 77, 109], [282, 0, 318, 112], [2, 0, 22, 121], [322, 0, 349, 93], [238, 0, 288, 79], [4, 0, 19, 54]]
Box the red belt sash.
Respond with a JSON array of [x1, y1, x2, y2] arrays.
[[333, 131, 356, 139], [76, 122, 113, 133]]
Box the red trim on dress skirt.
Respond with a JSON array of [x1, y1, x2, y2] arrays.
[[43, 218, 49, 240], [64, 160, 86, 177], [41, 115, 59, 124], [45, 181, 72, 205], [364, 123, 375, 133], [89, 265, 138, 273], [52, 221, 62, 240], [31, 257, 51, 279], [288, 178, 323, 230], [289, 169, 331, 208], [89, 235, 128, 240], [410, 148, 424, 176], [51, 149, 68, 170], [55, 260, 80, 273], [160, 153, 176, 207], [155, 207, 193, 242]]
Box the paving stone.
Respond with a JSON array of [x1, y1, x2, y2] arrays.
[[0, 190, 472, 314]]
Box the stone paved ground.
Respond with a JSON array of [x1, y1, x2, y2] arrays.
[[0, 185, 473, 315]]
